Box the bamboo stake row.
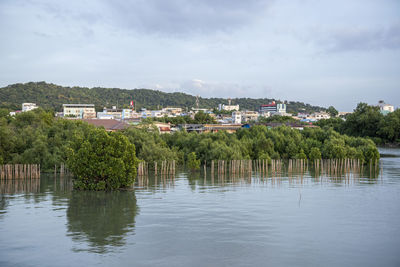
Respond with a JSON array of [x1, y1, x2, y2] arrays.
[[203, 158, 379, 183], [0, 164, 40, 180], [137, 161, 176, 188]]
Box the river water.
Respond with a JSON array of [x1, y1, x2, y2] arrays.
[[1, 148, 400, 267]]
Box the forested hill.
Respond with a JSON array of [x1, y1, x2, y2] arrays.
[[0, 82, 325, 113]]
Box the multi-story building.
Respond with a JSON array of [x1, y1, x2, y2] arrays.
[[22, 103, 38, 112], [63, 104, 96, 119], [232, 111, 242, 124], [259, 101, 286, 114], [242, 111, 259, 122]]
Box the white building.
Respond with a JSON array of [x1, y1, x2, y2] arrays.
[[378, 100, 394, 115], [310, 112, 331, 121], [219, 104, 239, 111], [63, 104, 96, 119], [259, 101, 286, 114], [232, 111, 242, 124], [22, 103, 38, 112]]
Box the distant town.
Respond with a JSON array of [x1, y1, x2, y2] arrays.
[[9, 99, 396, 134]]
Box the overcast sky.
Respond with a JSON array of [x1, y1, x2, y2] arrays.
[[0, 0, 399, 111]]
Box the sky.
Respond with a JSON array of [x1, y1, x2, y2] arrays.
[[0, 0, 399, 111]]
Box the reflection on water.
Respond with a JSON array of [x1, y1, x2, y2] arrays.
[[0, 178, 41, 194], [66, 191, 138, 253], [135, 163, 381, 191], [0, 173, 73, 194]]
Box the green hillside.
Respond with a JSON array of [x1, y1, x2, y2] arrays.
[[0, 81, 325, 113]]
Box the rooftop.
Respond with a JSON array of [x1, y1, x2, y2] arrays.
[[83, 119, 129, 131], [63, 104, 95, 107]]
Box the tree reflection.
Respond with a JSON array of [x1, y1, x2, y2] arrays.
[[66, 191, 138, 253]]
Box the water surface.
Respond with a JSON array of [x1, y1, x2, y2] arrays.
[[1, 149, 400, 267]]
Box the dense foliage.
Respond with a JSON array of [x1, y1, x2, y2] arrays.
[[315, 103, 400, 145], [67, 128, 138, 190], [0, 82, 325, 113], [158, 125, 379, 164], [0, 108, 93, 169], [257, 116, 299, 124]]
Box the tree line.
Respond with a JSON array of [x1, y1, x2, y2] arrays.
[[315, 103, 400, 145]]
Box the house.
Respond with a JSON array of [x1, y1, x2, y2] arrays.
[[153, 122, 171, 134]]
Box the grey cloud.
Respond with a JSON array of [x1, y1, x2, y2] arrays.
[[314, 24, 400, 52], [102, 0, 271, 35], [10, 0, 272, 36]]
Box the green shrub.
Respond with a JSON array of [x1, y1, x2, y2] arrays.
[[67, 128, 138, 190]]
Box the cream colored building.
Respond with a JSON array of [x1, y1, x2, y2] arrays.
[[310, 112, 331, 120], [63, 104, 96, 119], [220, 104, 239, 111], [242, 111, 259, 122]]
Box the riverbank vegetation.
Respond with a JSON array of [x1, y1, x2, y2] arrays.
[[0, 108, 381, 189], [1, 108, 379, 165]]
